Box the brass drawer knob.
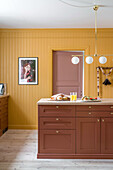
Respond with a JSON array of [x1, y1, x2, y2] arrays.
[[102, 119, 104, 122], [56, 118, 59, 121], [89, 106, 91, 108], [97, 119, 100, 122], [89, 112, 91, 115], [56, 106, 59, 109], [110, 113, 113, 115], [111, 106, 113, 108], [56, 130, 59, 133]]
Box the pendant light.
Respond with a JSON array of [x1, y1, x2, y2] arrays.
[[85, 56, 93, 64], [85, 5, 107, 64], [99, 56, 107, 64], [71, 56, 80, 64], [59, 1, 113, 65]]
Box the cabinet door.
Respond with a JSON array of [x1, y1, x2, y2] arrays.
[[101, 118, 113, 154], [76, 118, 100, 154], [40, 130, 75, 154]]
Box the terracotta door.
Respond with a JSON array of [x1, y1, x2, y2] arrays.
[[76, 118, 100, 154], [53, 51, 83, 97], [101, 118, 113, 154]]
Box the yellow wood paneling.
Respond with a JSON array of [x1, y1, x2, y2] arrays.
[[0, 28, 113, 129]]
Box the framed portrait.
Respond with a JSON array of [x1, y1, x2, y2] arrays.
[[18, 57, 38, 85]]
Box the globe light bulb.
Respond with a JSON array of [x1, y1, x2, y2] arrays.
[[99, 56, 107, 64], [71, 56, 80, 64], [85, 56, 93, 64]]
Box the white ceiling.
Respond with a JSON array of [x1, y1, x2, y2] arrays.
[[0, 0, 113, 28]]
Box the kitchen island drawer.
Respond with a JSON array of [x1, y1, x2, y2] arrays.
[[39, 105, 75, 117], [76, 111, 113, 117], [76, 105, 113, 112], [40, 117, 75, 130], [39, 129, 75, 154]]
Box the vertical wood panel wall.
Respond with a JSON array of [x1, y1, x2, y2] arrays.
[[0, 28, 113, 129]]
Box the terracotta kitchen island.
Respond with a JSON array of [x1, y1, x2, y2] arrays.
[[37, 98, 113, 159]]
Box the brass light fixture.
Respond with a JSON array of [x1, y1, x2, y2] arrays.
[[59, 0, 113, 64]]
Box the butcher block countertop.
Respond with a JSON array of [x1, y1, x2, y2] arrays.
[[38, 98, 113, 105]]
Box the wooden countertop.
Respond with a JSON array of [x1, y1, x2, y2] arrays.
[[38, 98, 113, 105], [0, 94, 9, 98]]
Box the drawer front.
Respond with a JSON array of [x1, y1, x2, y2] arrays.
[[39, 105, 75, 117], [76, 105, 113, 112], [0, 97, 8, 106], [39, 130, 75, 154], [40, 117, 75, 130], [76, 111, 113, 118], [76, 105, 93, 111]]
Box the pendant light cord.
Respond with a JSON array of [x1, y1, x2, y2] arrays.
[[95, 9, 97, 56]]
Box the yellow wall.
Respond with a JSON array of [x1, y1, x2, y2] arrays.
[[0, 28, 113, 129]]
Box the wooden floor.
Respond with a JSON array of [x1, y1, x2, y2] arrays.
[[0, 130, 113, 170]]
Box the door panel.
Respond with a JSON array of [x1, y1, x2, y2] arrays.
[[53, 51, 83, 97], [76, 118, 100, 154], [101, 118, 113, 154]]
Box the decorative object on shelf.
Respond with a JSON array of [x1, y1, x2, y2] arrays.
[[71, 56, 79, 64], [18, 57, 38, 85], [0, 83, 4, 95], [60, 1, 113, 64], [3, 83, 7, 95]]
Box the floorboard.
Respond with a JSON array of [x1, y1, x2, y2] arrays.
[[0, 130, 113, 170]]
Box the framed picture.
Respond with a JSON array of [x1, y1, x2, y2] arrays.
[[18, 57, 38, 85]]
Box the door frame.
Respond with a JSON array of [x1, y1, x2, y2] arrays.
[[52, 49, 85, 97], [49, 47, 90, 96]]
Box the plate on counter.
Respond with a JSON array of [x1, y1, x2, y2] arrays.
[[81, 99, 101, 102]]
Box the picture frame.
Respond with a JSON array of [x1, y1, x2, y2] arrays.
[[18, 57, 38, 85]]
